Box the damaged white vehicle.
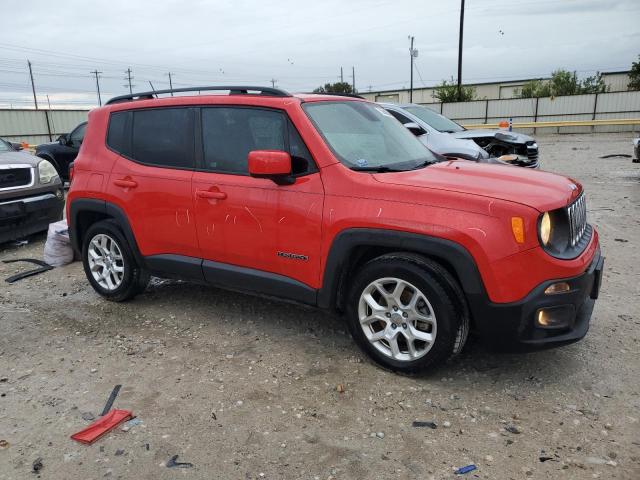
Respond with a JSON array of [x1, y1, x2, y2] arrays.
[[381, 103, 540, 168]]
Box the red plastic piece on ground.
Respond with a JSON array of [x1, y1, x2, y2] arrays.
[[70, 409, 132, 445]]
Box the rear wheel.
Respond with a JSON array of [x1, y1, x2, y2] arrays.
[[82, 220, 149, 301], [345, 253, 468, 373]]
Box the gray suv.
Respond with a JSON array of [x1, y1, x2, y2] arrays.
[[0, 137, 65, 244]]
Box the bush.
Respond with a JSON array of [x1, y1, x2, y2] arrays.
[[433, 77, 476, 103], [312, 82, 353, 94], [628, 55, 640, 91], [516, 69, 608, 98]]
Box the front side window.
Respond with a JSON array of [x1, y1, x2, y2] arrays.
[[0, 139, 11, 152], [69, 123, 87, 147], [131, 108, 194, 168], [201, 107, 286, 174], [303, 101, 436, 170], [404, 106, 464, 133]]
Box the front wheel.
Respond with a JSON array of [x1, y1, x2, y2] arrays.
[[345, 253, 469, 373], [82, 220, 149, 302]]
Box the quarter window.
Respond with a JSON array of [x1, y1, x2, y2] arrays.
[[106, 112, 131, 156]]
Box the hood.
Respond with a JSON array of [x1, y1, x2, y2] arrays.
[[372, 160, 580, 212], [0, 149, 40, 167], [452, 129, 534, 144], [418, 132, 490, 160]]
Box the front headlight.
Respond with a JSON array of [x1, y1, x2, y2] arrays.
[[38, 160, 59, 184], [539, 212, 552, 245]]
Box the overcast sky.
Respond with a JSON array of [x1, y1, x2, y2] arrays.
[[0, 0, 638, 108]]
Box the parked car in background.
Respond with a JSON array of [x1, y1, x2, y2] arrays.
[[67, 86, 602, 373], [381, 103, 540, 168], [36, 121, 87, 181], [0, 137, 65, 244], [633, 137, 639, 163]]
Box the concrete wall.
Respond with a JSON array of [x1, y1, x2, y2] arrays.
[[0, 109, 89, 145]]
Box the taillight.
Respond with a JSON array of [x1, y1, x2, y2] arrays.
[[69, 162, 75, 184]]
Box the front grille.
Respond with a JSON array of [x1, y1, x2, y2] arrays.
[[567, 193, 587, 248], [0, 167, 32, 189]]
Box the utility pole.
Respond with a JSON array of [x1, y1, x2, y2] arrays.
[[167, 72, 174, 95], [457, 0, 465, 102], [408, 36, 415, 103], [27, 60, 38, 110], [270, 78, 277, 88], [148, 81, 156, 92], [124, 68, 134, 94], [46, 95, 51, 109], [91, 70, 102, 106], [340, 67, 344, 83], [351, 66, 356, 94]]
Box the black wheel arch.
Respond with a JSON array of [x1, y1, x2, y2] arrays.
[[317, 228, 489, 314], [69, 198, 144, 266]]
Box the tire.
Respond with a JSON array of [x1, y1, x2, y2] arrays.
[[344, 253, 469, 373], [82, 220, 149, 302]]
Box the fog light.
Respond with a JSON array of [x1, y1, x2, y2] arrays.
[[536, 305, 575, 329], [544, 282, 570, 295]]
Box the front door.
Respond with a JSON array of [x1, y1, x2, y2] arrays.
[[192, 106, 324, 289]]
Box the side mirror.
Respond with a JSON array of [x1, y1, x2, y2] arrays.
[[404, 122, 426, 136], [58, 134, 68, 145], [248, 150, 294, 185]]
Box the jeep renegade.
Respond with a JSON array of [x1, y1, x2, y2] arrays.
[[67, 86, 603, 372]]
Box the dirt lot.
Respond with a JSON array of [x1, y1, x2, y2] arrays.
[[0, 133, 639, 480]]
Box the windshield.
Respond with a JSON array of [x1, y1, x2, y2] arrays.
[[404, 105, 465, 133], [0, 139, 12, 152], [303, 101, 437, 171]]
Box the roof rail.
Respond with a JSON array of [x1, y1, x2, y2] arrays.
[[305, 92, 365, 99], [106, 86, 291, 105]]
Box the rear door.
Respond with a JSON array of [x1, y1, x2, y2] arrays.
[[106, 107, 199, 259], [192, 106, 324, 289]]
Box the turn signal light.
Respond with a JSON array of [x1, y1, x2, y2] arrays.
[[511, 217, 525, 244], [544, 282, 571, 295]]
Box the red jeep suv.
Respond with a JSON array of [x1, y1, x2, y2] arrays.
[[67, 86, 603, 372]]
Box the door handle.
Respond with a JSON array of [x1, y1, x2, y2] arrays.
[[196, 189, 227, 200], [113, 178, 138, 188]]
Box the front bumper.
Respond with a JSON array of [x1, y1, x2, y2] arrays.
[[0, 191, 65, 244], [469, 247, 603, 350]]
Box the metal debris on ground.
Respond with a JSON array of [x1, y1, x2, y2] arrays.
[[166, 454, 194, 468], [3, 258, 53, 284], [412, 421, 437, 429], [336, 384, 345, 393], [32, 457, 43, 473], [81, 412, 95, 421], [100, 385, 122, 416], [0, 439, 9, 448], [599, 154, 632, 158], [454, 464, 477, 475], [121, 417, 142, 431]]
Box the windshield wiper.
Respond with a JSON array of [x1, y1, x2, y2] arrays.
[[351, 166, 404, 173]]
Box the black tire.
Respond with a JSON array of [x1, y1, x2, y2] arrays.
[[344, 253, 469, 373], [82, 220, 149, 302]]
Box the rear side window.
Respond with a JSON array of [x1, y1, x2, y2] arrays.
[[131, 108, 194, 169], [201, 107, 285, 174]]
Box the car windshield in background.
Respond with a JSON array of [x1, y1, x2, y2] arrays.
[[0, 139, 12, 152], [303, 101, 436, 171], [404, 106, 465, 133]]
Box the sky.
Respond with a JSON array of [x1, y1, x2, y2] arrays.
[[0, 0, 638, 108]]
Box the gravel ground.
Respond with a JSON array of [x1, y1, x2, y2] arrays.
[[0, 133, 639, 480]]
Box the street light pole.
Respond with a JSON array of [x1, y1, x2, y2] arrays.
[[457, 0, 465, 101], [409, 36, 415, 103]]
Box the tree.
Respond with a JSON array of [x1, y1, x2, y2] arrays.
[[313, 82, 353, 94], [516, 69, 608, 98], [628, 55, 640, 91], [433, 77, 476, 102]]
